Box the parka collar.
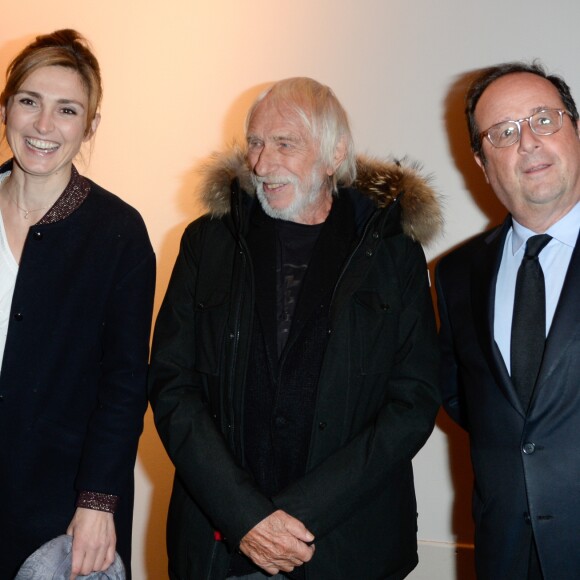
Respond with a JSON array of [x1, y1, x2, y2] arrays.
[[196, 144, 443, 245]]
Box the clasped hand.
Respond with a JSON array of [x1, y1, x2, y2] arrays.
[[239, 509, 315, 575]]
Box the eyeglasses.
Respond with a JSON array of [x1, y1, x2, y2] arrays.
[[480, 108, 572, 148]]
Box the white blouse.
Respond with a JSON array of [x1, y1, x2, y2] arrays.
[[0, 170, 18, 373]]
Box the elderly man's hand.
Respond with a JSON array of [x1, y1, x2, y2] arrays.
[[66, 507, 116, 580], [239, 509, 315, 575]]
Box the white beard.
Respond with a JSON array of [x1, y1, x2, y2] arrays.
[[251, 169, 326, 222]]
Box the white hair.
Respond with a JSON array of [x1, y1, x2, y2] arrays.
[[245, 77, 357, 192]]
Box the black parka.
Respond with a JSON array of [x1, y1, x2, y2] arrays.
[[148, 148, 442, 580]]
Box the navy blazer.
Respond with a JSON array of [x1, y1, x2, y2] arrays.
[[437, 217, 580, 580], [0, 180, 155, 578]]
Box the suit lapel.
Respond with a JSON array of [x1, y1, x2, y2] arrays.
[[533, 227, 580, 396], [472, 219, 527, 414]]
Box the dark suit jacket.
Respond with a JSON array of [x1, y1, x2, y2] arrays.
[[437, 216, 580, 580], [0, 179, 155, 579]]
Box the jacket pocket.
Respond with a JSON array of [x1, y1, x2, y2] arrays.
[[194, 291, 229, 376], [354, 290, 398, 375]]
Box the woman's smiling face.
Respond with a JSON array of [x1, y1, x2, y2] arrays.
[[2, 65, 99, 181]]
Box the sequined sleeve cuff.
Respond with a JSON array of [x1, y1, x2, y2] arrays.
[[76, 491, 119, 513]]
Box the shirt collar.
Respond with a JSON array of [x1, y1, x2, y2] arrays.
[[511, 201, 580, 255]]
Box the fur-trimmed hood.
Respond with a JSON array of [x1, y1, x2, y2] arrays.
[[197, 144, 443, 245]]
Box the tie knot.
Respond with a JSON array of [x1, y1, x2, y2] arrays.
[[524, 234, 552, 259]]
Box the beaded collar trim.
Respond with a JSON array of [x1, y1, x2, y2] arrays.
[[0, 159, 91, 225]]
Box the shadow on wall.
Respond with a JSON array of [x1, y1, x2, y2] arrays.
[[443, 70, 507, 229], [138, 409, 174, 579], [428, 256, 476, 580], [455, 544, 476, 580], [437, 410, 476, 580]]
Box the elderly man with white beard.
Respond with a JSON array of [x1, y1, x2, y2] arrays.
[[149, 77, 442, 580]]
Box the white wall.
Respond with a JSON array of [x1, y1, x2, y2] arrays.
[[3, 1, 580, 577]]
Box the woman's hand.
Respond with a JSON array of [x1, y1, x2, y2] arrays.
[[66, 507, 116, 580]]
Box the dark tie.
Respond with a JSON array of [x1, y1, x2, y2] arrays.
[[510, 233, 552, 410]]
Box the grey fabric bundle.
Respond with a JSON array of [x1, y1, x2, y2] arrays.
[[15, 535, 125, 579]]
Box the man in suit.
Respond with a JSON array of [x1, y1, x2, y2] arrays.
[[437, 61, 580, 580]]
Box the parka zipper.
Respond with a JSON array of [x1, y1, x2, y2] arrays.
[[226, 179, 255, 455], [226, 238, 250, 447]]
